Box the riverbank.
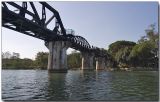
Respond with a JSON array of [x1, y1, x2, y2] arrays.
[[117, 67, 158, 71], [2, 67, 159, 71]]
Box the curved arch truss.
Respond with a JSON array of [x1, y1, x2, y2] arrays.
[[66, 34, 92, 51]]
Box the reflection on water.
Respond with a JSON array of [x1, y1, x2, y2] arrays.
[[2, 70, 159, 101]]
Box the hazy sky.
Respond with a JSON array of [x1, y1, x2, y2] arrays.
[[2, 2, 158, 59]]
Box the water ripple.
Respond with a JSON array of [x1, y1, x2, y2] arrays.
[[2, 70, 159, 101]]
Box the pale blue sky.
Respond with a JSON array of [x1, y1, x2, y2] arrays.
[[2, 2, 158, 59]]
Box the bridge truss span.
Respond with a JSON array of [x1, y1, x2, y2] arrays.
[[2, 2, 109, 71], [2, 2, 66, 41], [2, 1, 98, 52]]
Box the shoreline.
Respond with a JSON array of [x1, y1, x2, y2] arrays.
[[2, 68, 158, 71]]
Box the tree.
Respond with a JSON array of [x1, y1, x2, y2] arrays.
[[108, 40, 136, 57], [133, 24, 158, 68], [11, 52, 20, 59], [2, 51, 12, 59], [67, 51, 81, 69], [115, 46, 133, 67], [108, 40, 136, 68], [21, 58, 34, 69], [129, 41, 155, 67], [35, 52, 48, 69], [138, 24, 158, 53], [2, 52, 47, 69]]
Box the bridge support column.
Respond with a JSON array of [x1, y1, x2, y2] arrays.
[[96, 57, 106, 70], [46, 41, 69, 72], [81, 52, 94, 70]]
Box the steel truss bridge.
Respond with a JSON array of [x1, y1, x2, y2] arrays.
[[2, 2, 108, 58]]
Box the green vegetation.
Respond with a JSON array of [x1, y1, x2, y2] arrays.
[[2, 52, 48, 69], [108, 40, 136, 57], [2, 24, 158, 71], [108, 24, 158, 70], [67, 51, 81, 69], [35, 52, 48, 69], [108, 40, 136, 68], [2, 58, 34, 69], [2, 51, 82, 69]]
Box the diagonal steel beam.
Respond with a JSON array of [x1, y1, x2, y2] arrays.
[[7, 2, 35, 17], [29, 2, 41, 24], [2, 2, 8, 9], [45, 15, 55, 27], [40, 2, 66, 35]]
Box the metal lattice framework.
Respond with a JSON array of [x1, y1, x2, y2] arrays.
[[2, 2, 66, 41], [2, 1, 107, 57]]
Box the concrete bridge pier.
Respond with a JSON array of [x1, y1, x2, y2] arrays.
[[45, 41, 69, 72], [96, 57, 106, 70], [81, 52, 94, 70]]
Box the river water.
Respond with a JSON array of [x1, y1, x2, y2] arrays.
[[2, 70, 159, 101]]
